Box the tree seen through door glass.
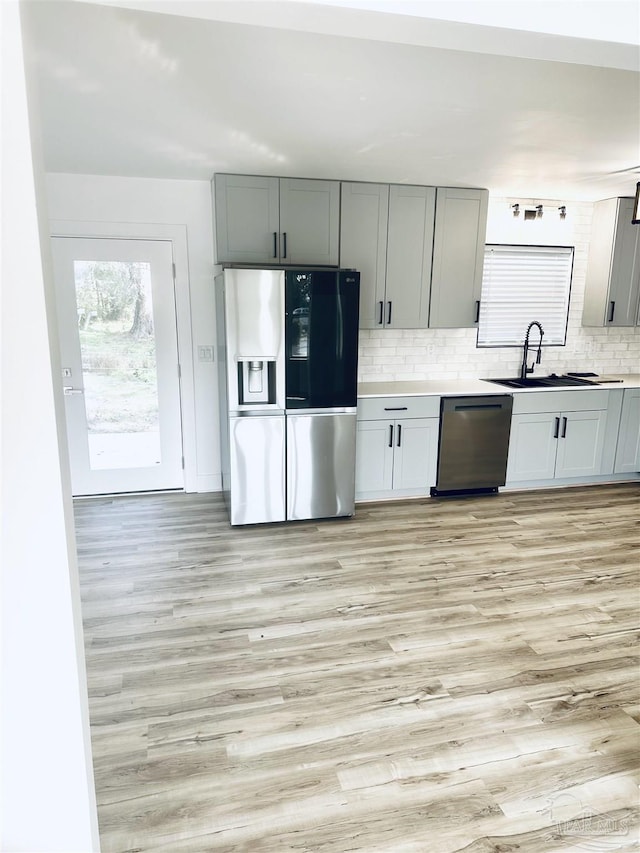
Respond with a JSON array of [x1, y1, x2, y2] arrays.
[[73, 260, 161, 470]]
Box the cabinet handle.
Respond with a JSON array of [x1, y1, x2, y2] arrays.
[[554, 417, 560, 438], [397, 424, 402, 447], [608, 301, 615, 322], [273, 232, 278, 259], [387, 301, 392, 325], [475, 300, 480, 324], [561, 416, 568, 438], [384, 406, 408, 411], [282, 232, 287, 259], [388, 425, 394, 447], [378, 301, 384, 325]]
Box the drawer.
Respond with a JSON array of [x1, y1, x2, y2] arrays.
[[358, 395, 440, 420], [512, 388, 610, 415]]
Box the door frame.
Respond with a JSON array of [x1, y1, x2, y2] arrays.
[[50, 220, 197, 492]]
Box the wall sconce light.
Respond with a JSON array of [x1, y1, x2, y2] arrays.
[[512, 203, 520, 217], [632, 182, 640, 224], [558, 206, 567, 219], [536, 205, 544, 218]]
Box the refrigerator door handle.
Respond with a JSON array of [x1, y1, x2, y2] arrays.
[[286, 407, 357, 416], [232, 409, 285, 417]]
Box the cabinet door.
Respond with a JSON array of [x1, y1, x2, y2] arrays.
[[355, 420, 394, 494], [340, 182, 389, 329], [392, 417, 439, 490], [385, 185, 435, 329], [214, 174, 280, 265], [279, 178, 340, 266], [555, 410, 607, 479], [608, 198, 640, 326], [583, 197, 640, 327], [506, 413, 557, 482], [614, 390, 640, 473], [430, 187, 489, 328]]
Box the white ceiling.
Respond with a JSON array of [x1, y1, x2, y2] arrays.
[[21, 0, 640, 201]]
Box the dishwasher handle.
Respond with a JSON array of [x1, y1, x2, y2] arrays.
[[441, 395, 513, 416], [453, 403, 505, 411]]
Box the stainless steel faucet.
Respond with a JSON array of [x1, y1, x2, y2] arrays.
[[520, 321, 544, 379]]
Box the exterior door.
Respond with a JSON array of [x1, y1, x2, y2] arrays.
[[51, 237, 183, 495]]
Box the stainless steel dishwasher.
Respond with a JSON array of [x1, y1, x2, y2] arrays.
[[431, 395, 513, 496]]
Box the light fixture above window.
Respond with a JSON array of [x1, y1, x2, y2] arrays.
[[510, 200, 568, 221]]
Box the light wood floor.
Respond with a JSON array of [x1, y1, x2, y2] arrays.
[[74, 484, 640, 853]]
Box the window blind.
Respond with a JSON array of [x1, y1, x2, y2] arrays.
[[477, 244, 574, 347]]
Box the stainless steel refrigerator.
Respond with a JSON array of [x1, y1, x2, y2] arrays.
[[215, 267, 360, 525]]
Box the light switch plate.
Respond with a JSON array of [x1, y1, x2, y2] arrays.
[[198, 346, 214, 362]]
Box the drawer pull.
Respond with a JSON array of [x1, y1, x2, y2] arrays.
[[384, 406, 408, 411]]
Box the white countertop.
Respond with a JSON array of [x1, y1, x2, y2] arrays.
[[357, 374, 640, 398]]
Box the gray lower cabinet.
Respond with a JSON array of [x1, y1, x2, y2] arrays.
[[582, 197, 640, 327], [429, 187, 489, 328], [506, 390, 610, 483], [213, 174, 340, 266], [355, 395, 440, 499], [614, 388, 640, 473], [340, 183, 435, 329]]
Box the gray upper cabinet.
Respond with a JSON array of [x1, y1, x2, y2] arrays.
[[214, 174, 340, 266], [429, 187, 489, 328], [339, 182, 389, 328], [582, 197, 640, 327], [214, 174, 280, 265], [386, 185, 436, 329], [340, 182, 435, 329]]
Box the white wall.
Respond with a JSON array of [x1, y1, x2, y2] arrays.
[[359, 196, 640, 382], [1, 3, 100, 849], [44, 173, 220, 491]]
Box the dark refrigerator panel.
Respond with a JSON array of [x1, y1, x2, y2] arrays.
[[285, 270, 360, 409]]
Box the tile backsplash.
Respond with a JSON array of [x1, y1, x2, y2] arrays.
[[358, 196, 640, 382]]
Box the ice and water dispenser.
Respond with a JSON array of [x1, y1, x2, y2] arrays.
[[236, 358, 276, 405]]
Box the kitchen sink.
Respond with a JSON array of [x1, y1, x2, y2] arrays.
[[484, 374, 598, 390]]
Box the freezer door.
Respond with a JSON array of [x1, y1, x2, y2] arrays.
[[229, 415, 285, 525], [286, 412, 356, 521]]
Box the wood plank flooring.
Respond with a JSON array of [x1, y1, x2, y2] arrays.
[[74, 484, 640, 853]]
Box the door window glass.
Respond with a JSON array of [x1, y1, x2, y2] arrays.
[[74, 259, 161, 470]]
